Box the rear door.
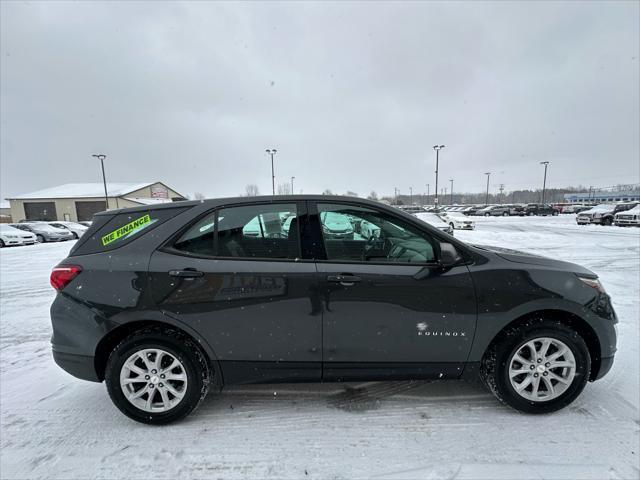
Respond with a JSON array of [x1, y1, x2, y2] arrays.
[[309, 201, 477, 381], [148, 201, 322, 384]]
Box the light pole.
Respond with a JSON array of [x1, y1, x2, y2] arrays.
[[449, 179, 454, 205], [92, 154, 108, 209], [433, 145, 445, 210], [540, 161, 549, 203], [266, 149, 277, 195], [291, 176, 295, 195], [426, 184, 430, 205], [484, 172, 491, 205], [499, 184, 505, 204], [410, 187, 413, 205]]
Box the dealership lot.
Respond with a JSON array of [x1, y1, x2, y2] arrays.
[[1, 215, 638, 479]]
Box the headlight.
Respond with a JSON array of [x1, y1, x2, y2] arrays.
[[6, 235, 17, 239], [578, 276, 606, 294]]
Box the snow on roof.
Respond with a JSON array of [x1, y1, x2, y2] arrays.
[[124, 197, 174, 206], [6, 182, 156, 200]]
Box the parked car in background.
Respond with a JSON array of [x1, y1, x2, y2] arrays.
[[0, 224, 37, 247], [472, 206, 494, 216], [614, 205, 640, 227], [577, 203, 638, 226], [483, 205, 511, 217], [509, 204, 525, 216], [398, 205, 428, 214], [523, 204, 559, 216], [78, 221, 93, 227], [438, 212, 475, 230], [562, 204, 592, 214], [49, 221, 88, 239], [10, 222, 74, 242], [360, 219, 381, 240], [414, 212, 454, 235], [320, 211, 355, 239]]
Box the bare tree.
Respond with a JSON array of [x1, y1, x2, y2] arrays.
[[345, 190, 359, 197], [277, 183, 291, 195], [322, 189, 333, 195], [244, 184, 260, 197], [367, 191, 379, 200], [193, 192, 205, 200]]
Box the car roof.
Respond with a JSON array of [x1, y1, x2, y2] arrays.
[[96, 195, 389, 216]]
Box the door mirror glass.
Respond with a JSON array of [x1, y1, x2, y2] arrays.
[[439, 242, 462, 267]]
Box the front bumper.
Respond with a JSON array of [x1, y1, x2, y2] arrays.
[[614, 219, 639, 226], [576, 217, 591, 224]]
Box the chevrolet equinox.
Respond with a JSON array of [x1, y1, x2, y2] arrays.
[[50, 196, 617, 424]]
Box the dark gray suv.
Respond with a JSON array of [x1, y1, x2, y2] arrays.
[[49, 196, 617, 424]]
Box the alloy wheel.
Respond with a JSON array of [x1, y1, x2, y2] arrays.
[[508, 337, 576, 402], [120, 348, 188, 413]]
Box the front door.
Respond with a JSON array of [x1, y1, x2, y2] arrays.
[[148, 201, 322, 384], [311, 202, 477, 381]]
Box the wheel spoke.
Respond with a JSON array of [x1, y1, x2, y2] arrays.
[[513, 353, 529, 366], [145, 389, 155, 410], [540, 339, 552, 358], [165, 373, 186, 382], [541, 376, 555, 396], [530, 375, 541, 398], [122, 377, 147, 384], [549, 360, 574, 369], [164, 382, 183, 398], [161, 359, 181, 374], [547, 346, 568, 363], [527, 341, 538, 361], [548, 371, 570, 384], [126, 363, 147, 376], [158, 386, 171, 409], [515, 375, 533, 391], [129, 385, 149, 400], [509, 367, 529, 378]]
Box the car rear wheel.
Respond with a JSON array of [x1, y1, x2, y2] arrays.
[[36, 234, 45, 243], [502, 212, 509, 216], [105, 326, 210, 424], [480, 320, 590, 414], [0, 239, 5, 248], [484, 212, 490, 217]]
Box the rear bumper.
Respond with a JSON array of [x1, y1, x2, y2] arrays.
[[52, 350, 100, 382]]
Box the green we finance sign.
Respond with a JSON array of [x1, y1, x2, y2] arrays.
[[101, 214, 154, 246]]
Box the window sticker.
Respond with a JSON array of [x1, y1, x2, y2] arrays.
[[101, 214, 156, 246]]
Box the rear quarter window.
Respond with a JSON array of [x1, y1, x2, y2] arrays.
[[70, 207, 189, 256]]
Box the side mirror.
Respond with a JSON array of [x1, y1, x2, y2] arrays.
[[439, 242, 462, 268]]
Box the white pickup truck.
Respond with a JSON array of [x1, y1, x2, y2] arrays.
[[614, 205, 640, 227]]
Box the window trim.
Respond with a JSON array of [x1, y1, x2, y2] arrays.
[[310, 200, 443, 267], [161, 200, 309, 262]]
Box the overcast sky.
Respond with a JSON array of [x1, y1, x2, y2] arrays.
[[1, 1, 638, 200]]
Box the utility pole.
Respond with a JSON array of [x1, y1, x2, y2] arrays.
[[499, 184, 505, 204], [409, 187, 413, 205], [432, 145, 445, 210], [540, 161, 549, 204], [394, 187, 399, 205], [92, 154, 108, 210], [266, 149, 277, 195], [449, 179, 454, 205], [426, 184, 430, 205], [484, 172, 491, 205], [291, 176, 295, 195]]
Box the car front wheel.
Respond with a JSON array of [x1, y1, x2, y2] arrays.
[[481, 320, 590, 414], [105, 326, 210, 424], [36, 234, 45, 243]]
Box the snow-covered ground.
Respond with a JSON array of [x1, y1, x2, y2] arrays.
[[1, 215, 638, 479]]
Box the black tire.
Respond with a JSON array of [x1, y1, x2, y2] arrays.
[[484, 212, 490, 217], [502, 211, 509, 217], [552, 211, 559, 216], [0, 239, 4, 248], [603, 217, 613, 226], [105, 326, 211, 425], [528, 212, 534, 216], [72, 232, 79, 239], [449, 222, 455, 230], [480, 319, 590, 414], [36, 234, 45, 243]]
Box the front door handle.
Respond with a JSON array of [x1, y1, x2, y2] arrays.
[[169, 269, 204, 278], [327, 274, 361, 285]]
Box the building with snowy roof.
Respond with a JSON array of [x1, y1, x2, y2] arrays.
[[5, 182, 186, 222]]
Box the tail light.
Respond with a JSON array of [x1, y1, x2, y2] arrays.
[[50, 265, 82, 291]]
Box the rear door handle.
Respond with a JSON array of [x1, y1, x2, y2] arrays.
[[169, 269, 204, 278], [327, 274, 361, 284]]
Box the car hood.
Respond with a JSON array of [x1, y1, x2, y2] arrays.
[[471, 244, 596, 277]]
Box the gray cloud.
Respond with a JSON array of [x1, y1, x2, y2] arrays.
[[1, 1, 638, 199]]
